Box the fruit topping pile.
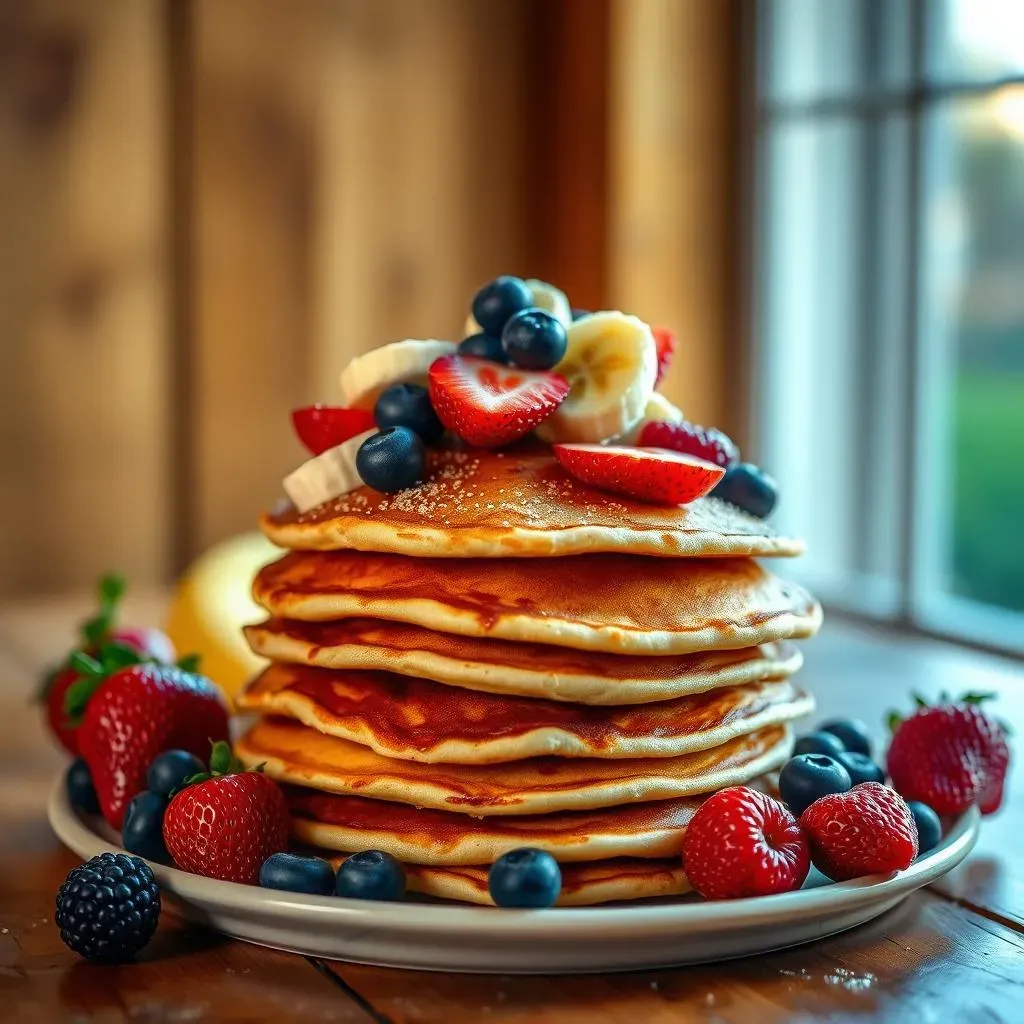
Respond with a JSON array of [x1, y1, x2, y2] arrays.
[[280, 274, 778, 516]]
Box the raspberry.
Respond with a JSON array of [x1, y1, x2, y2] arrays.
[[682, 786, 810, 900], [799, 782, 918, 881], [638, 420, 739, 469]]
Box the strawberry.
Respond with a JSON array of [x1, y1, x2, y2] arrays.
[[638, 419, 739, 469], [37, 574, 176, 756], [799, 782, 918, 881], [553, 444, 725, 505], [67, 649, 229, 829], [428, 355, 569, 448], [886, 693, 1010, 816], [682, 786, 810, 899], [652, 326, 677, 387], [163, 741, 289, 884], [292, 405, 376, 456]]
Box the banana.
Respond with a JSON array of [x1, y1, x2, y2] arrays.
[[617, 392, 685, 443], [282, 429, 376, 513], [462, 279, 572, 337], [340, 339, 456, 409], [535, 311, 657, 444]]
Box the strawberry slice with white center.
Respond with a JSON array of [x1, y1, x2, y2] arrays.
[[428, 355, 569, 448], [553, 444, 725, 505], [652, 326, 678, 387]]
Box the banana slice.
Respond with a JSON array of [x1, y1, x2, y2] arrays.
[[340, 340, 456, 410], [614, 392, 685, 444], [462, 279, 572, 337], [282, 430, 375, 513], [535, 311, 657, 444]]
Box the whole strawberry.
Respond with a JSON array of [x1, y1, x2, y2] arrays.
[[887, 693, 1010, 816], [67, 649, 229, 829], [163, 742, 289, 884], [799, 782, 918, 881], [682, 786, 810, 900]]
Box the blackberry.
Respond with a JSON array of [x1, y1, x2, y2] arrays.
[[55, 852, 160, 963]]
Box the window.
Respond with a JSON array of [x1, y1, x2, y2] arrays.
[[753, 0, 1024, 655]]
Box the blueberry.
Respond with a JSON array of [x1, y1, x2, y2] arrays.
[[471, 276, 533, 336], [459, 332, 510, 364], [779, 754, 853, 816], [488, 848, 562, 909], [56, 853, 161, 962], [66, 758, 100, 815], [712, 463, 778, 519], [374, 383, 444, 444], [122, 791, 171, 864], [571, 308, 590, 321], [907, 801, 942, 855], [819, 718, 873, 757], [835, 751, 885, 786], [793, 731, 847, 758], [501, 309, 568, 370], [336, 850, 406, 901], [356, 427, 426, 493], [147, 749, 205, 798], [260, 852, 336, 896]]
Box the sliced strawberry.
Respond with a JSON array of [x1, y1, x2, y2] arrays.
[[428, 355, 569, 448], [638, 419, 739, 468], [553, 444, 724, 505], [652, 326, 677, 387], [292, 405, 376, 456]]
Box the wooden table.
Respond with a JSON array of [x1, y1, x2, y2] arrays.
[[1, 594, 1022, 1023]]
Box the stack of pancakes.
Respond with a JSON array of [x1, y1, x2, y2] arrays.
[[236, 449, 821, 905]]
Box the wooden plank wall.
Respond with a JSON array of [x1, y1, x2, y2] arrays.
[[0, 0, 742, 595]]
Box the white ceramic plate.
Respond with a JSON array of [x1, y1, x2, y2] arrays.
[[48, 779, 979, 974]]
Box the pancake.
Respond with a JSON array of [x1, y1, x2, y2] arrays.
[[236, 718, 793, 815], [262, 449, 804, 558], [245, 618, 804, 704], [288, 788, 706, 865], [237, 664, 814, 763], [253, 552, 821, 655]]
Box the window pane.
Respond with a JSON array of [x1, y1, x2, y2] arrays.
[[914, 89, 1024, 643], [762, 0, 912, 103], [927, 0, 1024, 82]]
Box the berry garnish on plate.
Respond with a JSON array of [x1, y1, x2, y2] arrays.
[[147, 749, 207, 798], [291, 405, 376, 456], [163, 741, 289, 885], [819, 718, 873, 757], [260, 852, 336, 896], [488, 848, 562, 909], [712, 463, 778, 519], [886, 692, 1010, 815], [792, 731, 847, 759], [66, 649, 229, 829], [373, 383, 445, 444], [56, 852, 160, 963], [799, 782, 918, 881], [336, 850, 407, 901], [907, 801, 943, 854], [835, 751, 886, 786], [123, 790, 172, 864], [638, 419, 739, 469], [553, 444, 725, 505], [778, 753, 853, 816], [356, 426, 427, 493], [66, 757, 100, 815], [428, 355, 569, 448], [682, 786, 810, 900], [458, 332, 510, 364], [471, 276, 534, 336], [651, 326, 678, 386], [501, 308, 568, 370]]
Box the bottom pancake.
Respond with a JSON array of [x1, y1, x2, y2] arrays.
[[326, 854, 692, 906]]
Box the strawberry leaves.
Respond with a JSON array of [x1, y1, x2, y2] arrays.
[[177, 740, 264, 790], [81, 574, 127, 649], [64, 642, 145, 723]]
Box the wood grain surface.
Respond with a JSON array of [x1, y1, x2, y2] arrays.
[[0, 594, 1021, 1023]]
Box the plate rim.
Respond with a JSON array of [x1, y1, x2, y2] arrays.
[[47, 776, 980, 938]]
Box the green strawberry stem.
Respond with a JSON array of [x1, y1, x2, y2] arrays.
[[177, 652, 203, 673], [178, 740, 264, 790], [81, 574, 127, 648], [63, 642, 145, 723]]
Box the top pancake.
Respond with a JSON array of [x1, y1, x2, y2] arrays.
[[262, 449, 804, 559]]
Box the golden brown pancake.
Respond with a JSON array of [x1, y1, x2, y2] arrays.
[[252, 551, 821, 655], [262, 449, 804, 558], [245, 618, 804, 704], [237, 663, 813, 763], [236, 717, 793, 815], [288, 788, 705, 865]]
